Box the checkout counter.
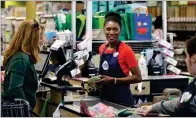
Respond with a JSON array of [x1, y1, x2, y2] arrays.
[[34, 74, 189, 117], [35, 82, 143, 117], [33, 46, 190, 117], [131, 75, 189, 102]]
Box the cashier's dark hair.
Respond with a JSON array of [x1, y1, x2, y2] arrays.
[[186, 36, 196, 57], [104, 12, 121, 28]]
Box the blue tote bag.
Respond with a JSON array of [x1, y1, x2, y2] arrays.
[[130, 8, 152, 40]]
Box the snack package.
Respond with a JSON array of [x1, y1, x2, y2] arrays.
[[88, 103, 117, 117], [80, 101, 117, 117]]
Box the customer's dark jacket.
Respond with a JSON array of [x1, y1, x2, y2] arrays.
[[151, 77, 196, 116], [2, 52, 38, 109]]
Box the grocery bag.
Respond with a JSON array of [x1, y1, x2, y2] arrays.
[[130, 8, 152, 40]]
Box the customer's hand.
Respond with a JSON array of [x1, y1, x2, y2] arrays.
[[141, 105, 153, 116], [95, 75, 114, 85]]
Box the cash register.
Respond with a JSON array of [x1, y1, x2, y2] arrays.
[[34, 51, 51, 79], [146, 49, 164, 75]]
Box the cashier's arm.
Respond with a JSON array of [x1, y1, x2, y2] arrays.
[[116, 66, 142, 84], [115, 47, 142, 84]]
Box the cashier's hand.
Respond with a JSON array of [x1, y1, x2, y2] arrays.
[[141, 105, 152, 116], [95, 75, 114, 85]]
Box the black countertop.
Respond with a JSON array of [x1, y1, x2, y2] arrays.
[[40, 82, 83, 91], [142, 75, 190, 81]]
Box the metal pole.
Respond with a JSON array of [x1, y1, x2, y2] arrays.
[[162, 1, 167, 74], [86, 1, 92, 52], [98, 1, 100, 11], [162, 1, 167, 40], [106, 1, 109, 11], [72, 1, 76, 49]]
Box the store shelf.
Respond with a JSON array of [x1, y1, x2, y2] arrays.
[[6, 29, 11, 32], [41, 14, 56, 18], [36, 12, 45, 15], [5, 16, 26, 20], [149, 5, 196, 16], [167, 18, 196, 23], [77, 40, 158, 44], [5, 16, 15, 20], [173, 46, 186, 48], [175, 54, 185, 56], [15, 17, 26, 20], [176, 60, 186, 62], [168, 21, 196, 23], [168, 30, 196, 33], [91, 40, 158, 43], [89, 40, 158, 54]]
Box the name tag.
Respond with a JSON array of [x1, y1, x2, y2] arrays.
[[113, 52, 119, 57]]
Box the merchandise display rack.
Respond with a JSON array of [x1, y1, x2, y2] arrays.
[[148, 2, 196, 72], [2, 1, 195, 71], [1, 1, 195, 117]]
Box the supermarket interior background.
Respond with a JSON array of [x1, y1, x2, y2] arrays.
[[1, 1, 196, 117]]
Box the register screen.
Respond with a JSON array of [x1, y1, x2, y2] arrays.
[[34, 53, 49, 73]]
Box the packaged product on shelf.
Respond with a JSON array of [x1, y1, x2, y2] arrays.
[[164, 56, 178, 66], [77, 34, 91, 50], [138, 52, 148, 79], [158, 40, 173, 50], [167, 65, 181, 75], [161, 48, 174, 57]]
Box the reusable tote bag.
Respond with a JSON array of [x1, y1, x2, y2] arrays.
[[92, 16, 105, 29], [93, 11, 106, 29], [115, 9, 131, 40], [130, 8, 152, 40], [77, 14, 86, 38], [119, 13, 128, 41]]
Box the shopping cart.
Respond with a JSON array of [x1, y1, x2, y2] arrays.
[[1, 98, 31, 117]]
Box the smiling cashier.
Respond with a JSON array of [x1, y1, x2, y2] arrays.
[[96, 12, 142, 107]]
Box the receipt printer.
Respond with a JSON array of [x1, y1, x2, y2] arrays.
[[146, 49, 164, 75]]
